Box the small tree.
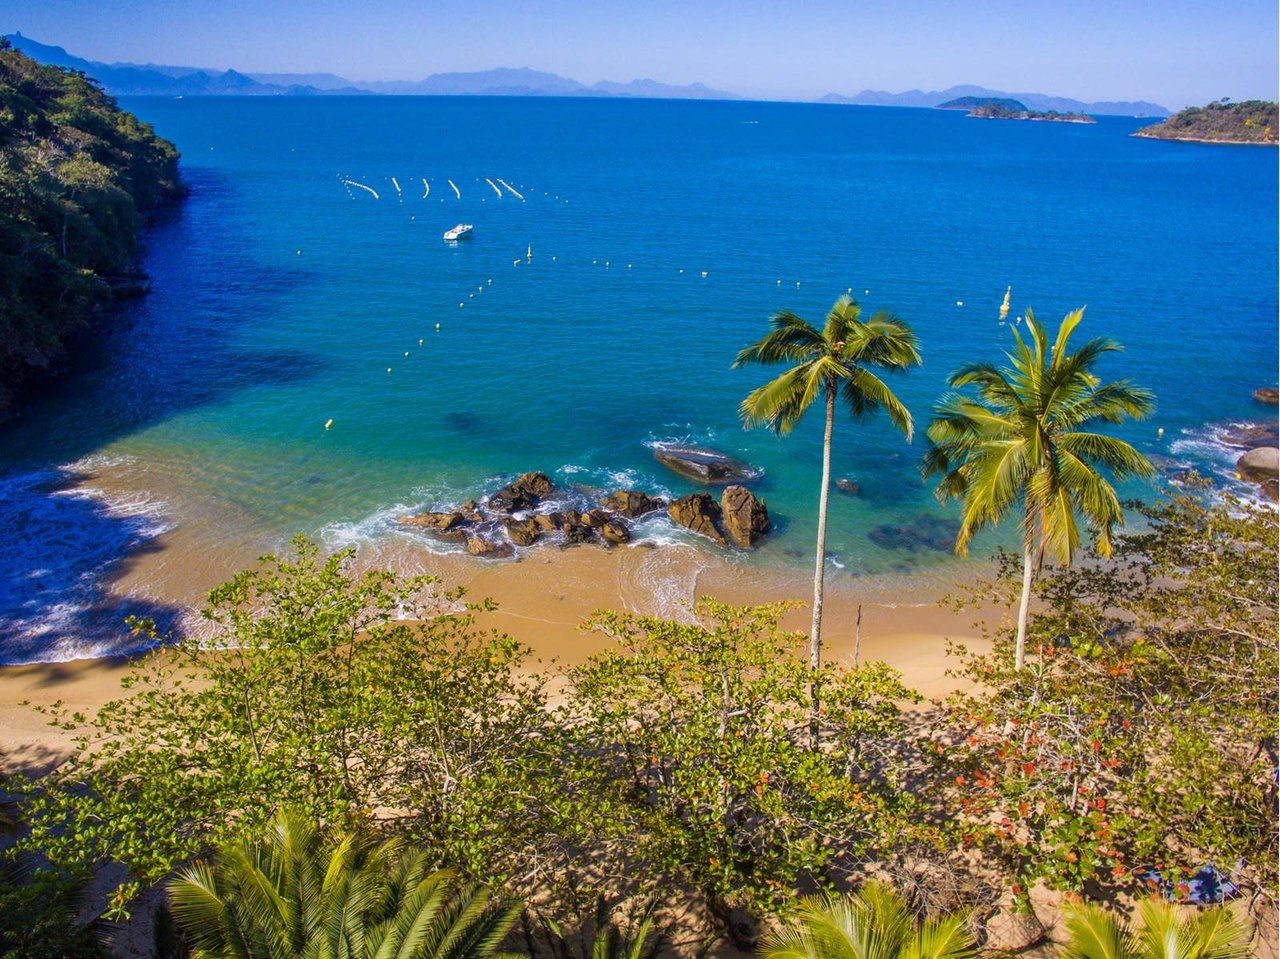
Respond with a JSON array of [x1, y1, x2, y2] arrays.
[[13, 538, 577, 916], [569, 599, 929, 945], [932, 486, 1277, 916]]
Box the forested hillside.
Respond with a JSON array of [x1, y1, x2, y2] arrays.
[[0, 39, 182, 415], [1135, 99, 1278, 144]]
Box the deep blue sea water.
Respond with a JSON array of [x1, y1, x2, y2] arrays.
[[1, 97, 1276, 662]]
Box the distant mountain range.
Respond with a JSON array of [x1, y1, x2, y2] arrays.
[[820, 84, 1169, 117], [5, 33, 1169, 114], [4, 34, 738, 100]]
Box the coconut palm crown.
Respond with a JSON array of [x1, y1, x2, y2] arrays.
[[922, 307, 1155, 669], [735, 295, 920, 738], [168, 809, 518, 959]]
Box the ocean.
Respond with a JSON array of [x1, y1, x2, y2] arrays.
[[0, 96, 1275, 663]]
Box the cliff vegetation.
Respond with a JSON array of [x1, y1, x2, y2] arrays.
[[0, 39, 182, 415]]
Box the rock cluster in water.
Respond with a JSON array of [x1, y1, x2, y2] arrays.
[[399, 470, 771, 558]]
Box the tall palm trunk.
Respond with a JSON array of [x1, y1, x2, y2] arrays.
[[1015, 539, 1034, 670], [809, 385, 835, 746]]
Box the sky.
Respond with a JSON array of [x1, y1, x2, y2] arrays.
[[2, 0, 1276, 109]]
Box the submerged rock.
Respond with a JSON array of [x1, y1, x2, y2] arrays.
[[720, 485, 770, 548], [868, 515, 961, 553], [1214, 421, 1279, 450], [600, 490, 667, 518], [668, 493, 727, 546], [1253, 387, 1278, 406], [653, 444, 761, 484], [835, 477, 861, 496]]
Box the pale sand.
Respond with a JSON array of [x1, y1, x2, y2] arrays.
[[0, 540, 999, 776]]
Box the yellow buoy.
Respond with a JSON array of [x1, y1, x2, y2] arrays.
[[1157, 427, 1165, 438], [324, 418, 333, 430]]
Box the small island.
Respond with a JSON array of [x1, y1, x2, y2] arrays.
[[1133, 98, 1278, 145], [937, 96, 1095, 123]]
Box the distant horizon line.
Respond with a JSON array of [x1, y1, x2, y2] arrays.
[[2, 30, 1201, 115]]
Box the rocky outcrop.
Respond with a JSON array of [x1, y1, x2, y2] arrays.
[[720, 485, 770, 548], [1253, 387, 1278, 406], [653, 445, 762, 484], [835, 478, 861, 496], [668, 493, 727, 546], [600, 490, 667, 517]]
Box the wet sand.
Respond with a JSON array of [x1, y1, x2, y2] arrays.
[[0, 536, 999, 776]]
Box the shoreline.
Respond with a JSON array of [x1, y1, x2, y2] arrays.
[[0, 540, 999, 776]]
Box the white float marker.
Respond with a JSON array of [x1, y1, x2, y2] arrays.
[[497, 178, 524, 200], [485, 178, 503, 197], [342, 179, 379, 200], [422, 178, 430, 199], [448, 179, 461, 199], [392, 177, 402, 196]]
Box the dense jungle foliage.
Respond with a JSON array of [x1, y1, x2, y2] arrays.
[[0, 39, 181, 414]]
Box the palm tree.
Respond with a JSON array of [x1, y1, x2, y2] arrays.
[[760, 881, 975, 959], [735, 295, 921, 739], [1062, 899, 1250, 959], [168, 809, 518, 959], [923, 307, 1154, 670]]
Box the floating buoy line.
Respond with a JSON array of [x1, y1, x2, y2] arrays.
[[485, 178, 503, 198], [448, 179, 461, 199]]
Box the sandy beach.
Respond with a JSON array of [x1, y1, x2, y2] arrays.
[[0, 536, 998, 777]]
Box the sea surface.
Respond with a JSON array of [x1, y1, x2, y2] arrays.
[[0, 97, 1275, 663]]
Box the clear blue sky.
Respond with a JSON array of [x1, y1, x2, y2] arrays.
[[3, 0, 1276, 109]]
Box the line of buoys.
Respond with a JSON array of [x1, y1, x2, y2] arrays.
[[485, 178, 503, 197], [497, 178, 524, 200], [422, 178, 430, 199], [342, 179, 380, 200], [448, 179, 461, 199], [391, 177, 402, 196]]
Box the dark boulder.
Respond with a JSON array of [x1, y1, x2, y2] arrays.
[[1253, 387, 1278, 406], [720, 485, 770, 548], [504, 517, 542, 547], [835, 478, 861, 496], [487, 471, 556, 513], [465, 535, 514, 559], [561, 521, 598, 545], [653, 444, 762, 484], [668, 493, 727, 546], [600, 490, 667, 518], [400, 510, 465, 532], [600, 519, 631, 545], [1237, 447, 1279, 498]]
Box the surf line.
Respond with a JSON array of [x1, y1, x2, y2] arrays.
[[342, 179, 380, 200], [421, 178, 430, 199], [485, 178, 503, 198], [447, 179, 461, 199], [497, 178, 524, 200]]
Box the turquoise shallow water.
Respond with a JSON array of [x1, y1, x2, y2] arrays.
[[0, 97, 1276, 662]]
